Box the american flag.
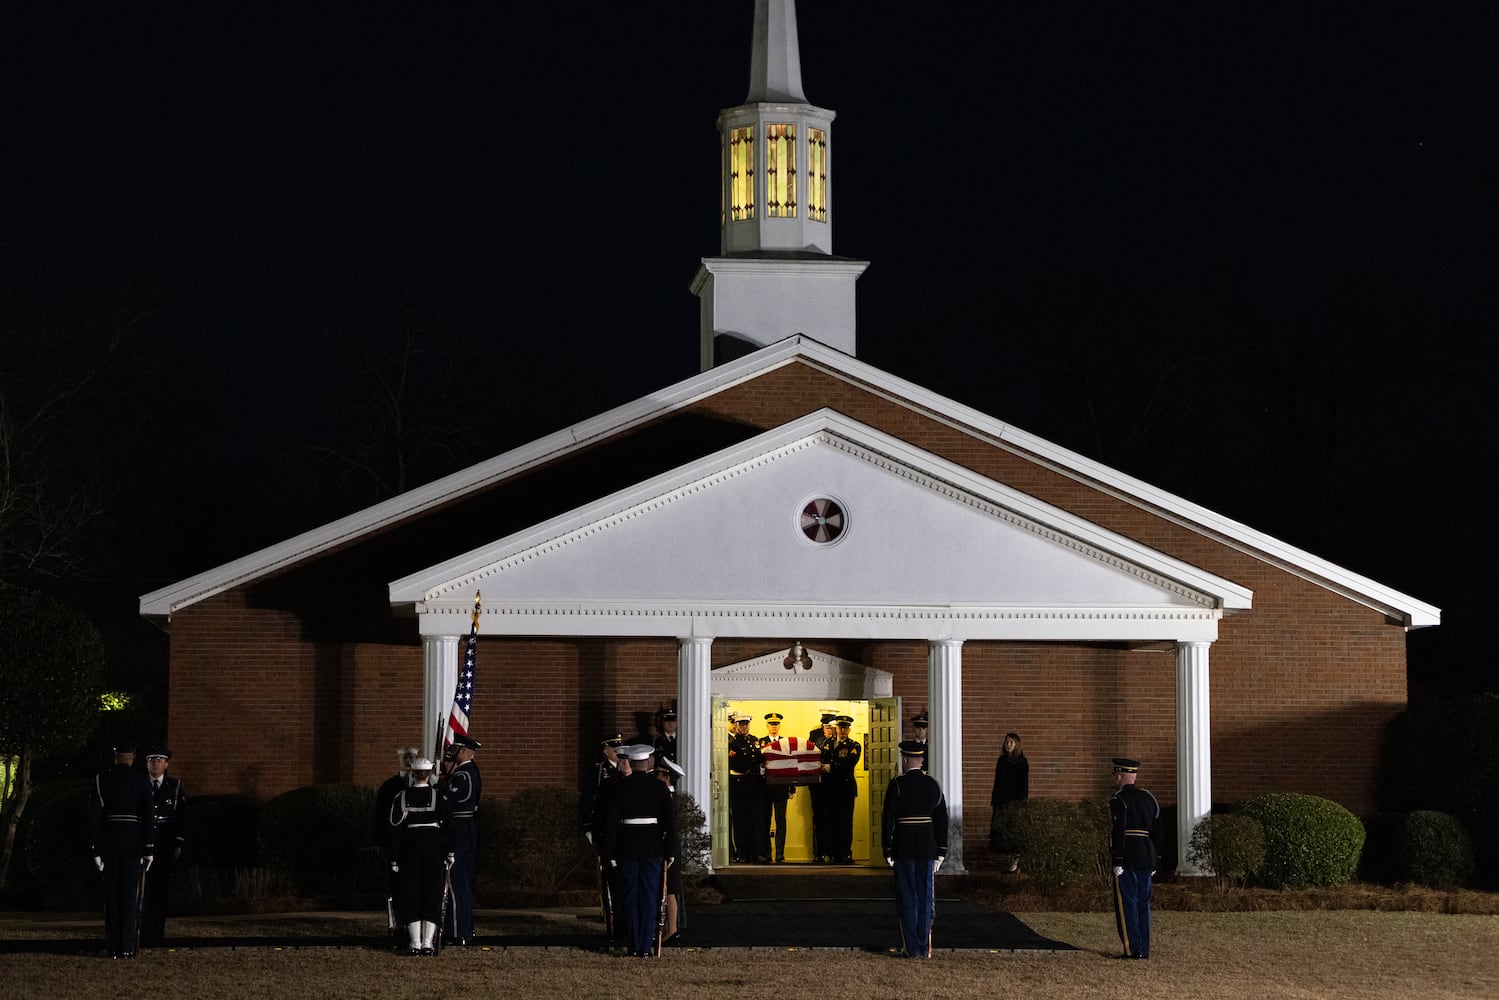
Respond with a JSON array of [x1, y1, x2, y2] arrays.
[[445, 593, 480, 747]]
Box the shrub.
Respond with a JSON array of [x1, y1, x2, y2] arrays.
[[998, 797, 1111, 893], [1393, 810, 1474, 887], [1381, 694, 1499, 887], [1240, 792, 1364, 888], [22, 782, 95, 903], [1187, 812, 1265, 887], [182, 795, 261, 868], [257, 784, 381, 896], [675, 791, 710, 875], [491, 787, 595, 892]]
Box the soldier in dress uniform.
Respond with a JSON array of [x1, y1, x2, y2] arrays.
[[441, 733, 482, 946], [655, 755, 686, 944], [139, 745, 186, 947], [882, 740, 948, 958], [600, 745, 679, 957], [910, 713, 930, 773], [652, 709, 678, 768], [374, 744, 420, 947], [1109, 757, 1161, 960], [387, 757, 453, 955], [821, 715, 862, 864], [809, 711, 837, 862], [584, 734, 628, 947], [759, 712, 795, 863], [727, 713, 766, 863], [89, 740, 155, 958]]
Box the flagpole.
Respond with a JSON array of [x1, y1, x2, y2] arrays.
[[435, 592, 481, 769]]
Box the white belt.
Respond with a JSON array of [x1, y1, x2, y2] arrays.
[[619, 817, 657, 826], [408, 822, 440, 829]]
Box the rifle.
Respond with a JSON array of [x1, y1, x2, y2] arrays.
[[594, 852, 614, 942], [926, 859, 936, 958], [133, 857, 148, 957], [654, 859, 669, 957], [435, 865, 452, 955]]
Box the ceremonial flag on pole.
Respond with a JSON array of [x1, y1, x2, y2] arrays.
[[445, 593, 480, 748]]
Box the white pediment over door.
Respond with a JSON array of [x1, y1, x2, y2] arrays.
[[394, 410, 1251, 641], [711, 647, 892, 700]]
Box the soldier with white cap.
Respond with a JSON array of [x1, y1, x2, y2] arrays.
[[601, 745, 678, 957], [374, 744, 420, 948], [387, 756, 452, 955]]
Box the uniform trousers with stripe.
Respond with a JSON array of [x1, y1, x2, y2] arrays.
[[893, 858, 936, 957], [1113, 867, 1153, 958], [617, 858, 664, 956]]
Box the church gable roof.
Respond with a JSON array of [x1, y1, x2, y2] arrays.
[[392, 411, 1249, 641], [141, 336, 1437, 629]]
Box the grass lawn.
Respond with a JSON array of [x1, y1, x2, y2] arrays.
[[1, 906, 1497, 999]]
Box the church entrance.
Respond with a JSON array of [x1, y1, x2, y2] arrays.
[[708, 645, 899, 871]]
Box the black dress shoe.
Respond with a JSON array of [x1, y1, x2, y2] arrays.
[[409, 947, 421, 956], [420, 947, 434, 956]]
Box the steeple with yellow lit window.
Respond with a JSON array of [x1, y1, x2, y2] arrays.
[[692, 0, 868, 369]]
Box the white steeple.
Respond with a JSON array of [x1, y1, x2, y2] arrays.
[[691, 0, 868, 370]]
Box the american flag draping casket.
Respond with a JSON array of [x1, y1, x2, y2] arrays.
[[762, 736, 823, 786]]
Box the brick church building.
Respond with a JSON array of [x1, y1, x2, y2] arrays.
[[140, 1, 1437, 873]]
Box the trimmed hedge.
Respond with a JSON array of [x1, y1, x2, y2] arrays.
[[491, 786, 594, 892], [1393, 810, 1474, 887], [1187, 812, 1265, 886], [182, 795, 262, 868], [1239, 792, 1364, 888], [995, 797, 1111, 892], [21, 781, 95, 902], [257, 784, 381, 895]]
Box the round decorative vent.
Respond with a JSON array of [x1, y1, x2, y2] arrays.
[[799, 497, 847, 544]]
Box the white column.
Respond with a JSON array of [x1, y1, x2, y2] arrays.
[[678, 637, 714, 854], [1175, 640, 1213, 876], [422, 634, 461, 757], [929, 639, 965, 875]]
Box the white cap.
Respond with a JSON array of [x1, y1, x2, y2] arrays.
[[660, 757, 685, 777], [622, 744, 655, 762], [411, 757, 434, 771], [396, 745, 421, 756]]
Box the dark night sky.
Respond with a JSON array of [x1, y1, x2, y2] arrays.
[[3, 4, 1496, 695]]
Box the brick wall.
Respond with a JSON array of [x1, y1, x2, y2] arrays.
[[163, 360, 1410, 864]]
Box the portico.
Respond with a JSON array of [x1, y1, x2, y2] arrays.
[[396, 410, 1247, 875]]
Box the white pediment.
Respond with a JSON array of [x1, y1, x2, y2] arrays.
[[712, 647, 892, 700], [393, 411, 1249, 641]]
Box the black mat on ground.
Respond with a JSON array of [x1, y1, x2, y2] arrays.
[[677, 872, 1074, 952]]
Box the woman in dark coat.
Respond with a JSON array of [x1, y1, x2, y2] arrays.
[[989, 732, 1029, 868]]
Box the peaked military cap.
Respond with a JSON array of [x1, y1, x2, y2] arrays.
[[764, 712, 784, 723], [1111, 757, 1141, 773], [898, 739, 928, 757], [450, 734, 481, 751]]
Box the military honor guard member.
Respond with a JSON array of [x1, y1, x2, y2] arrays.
[[1109, 757, 1161, 960], [601, 745, 679, 958], [655, 755, 686, 944], [882, 739, 949, 958], [89, 740, 155, 958], [759, 712, 795, 863], [727, 713, 767, 863], [140, 745, 187, 946], [585, 734, 629, 946], [652, 709, 679, 767], [809, 711, 837, 862], [910, 713, 930, 773], [374, 744, 420, 946], [387, 757, 453, 955], [441, 733, 482, 946], [821, 715, 862, 864]]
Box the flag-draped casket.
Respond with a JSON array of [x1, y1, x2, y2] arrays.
[[761, 737, 822, 786]]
